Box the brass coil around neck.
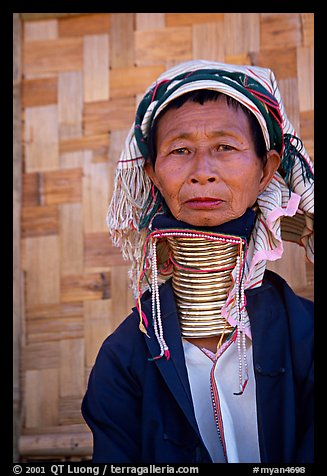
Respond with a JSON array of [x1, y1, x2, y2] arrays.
[[167, 235, 239, 338]]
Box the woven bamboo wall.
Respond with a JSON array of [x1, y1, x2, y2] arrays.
[[17, 12, 314, 460]]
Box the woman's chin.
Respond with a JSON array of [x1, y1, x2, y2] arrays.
[[174, 209, 236, 228]]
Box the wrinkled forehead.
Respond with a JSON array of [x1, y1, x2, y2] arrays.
[[152, 94, 260, 149], [144, 81, 271, 151]]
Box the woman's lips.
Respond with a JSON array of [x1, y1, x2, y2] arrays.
[[184, 197, 224, 209]]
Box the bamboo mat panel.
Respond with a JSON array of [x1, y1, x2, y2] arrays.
[[18, 12, 314, 460]]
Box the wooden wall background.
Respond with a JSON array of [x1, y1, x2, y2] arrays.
[[14, 12, 314, 461]]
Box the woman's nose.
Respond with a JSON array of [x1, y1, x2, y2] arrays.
[[191, 176, 216, 184], [189, 151, 218, 184]]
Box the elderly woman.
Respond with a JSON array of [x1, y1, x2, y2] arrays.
[[82, 60, 314, 464]]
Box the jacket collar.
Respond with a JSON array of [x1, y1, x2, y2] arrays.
[[141, 280, 200, 436], [139, 277, 274, 430]]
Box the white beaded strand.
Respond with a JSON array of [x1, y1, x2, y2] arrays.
[[235, 254, 243, 394], [240, 252, 249, 386], [234, 248, 249, 395], [151, 238, 169, 359]]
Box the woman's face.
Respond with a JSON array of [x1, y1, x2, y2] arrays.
[[145, 96, 280, 227]]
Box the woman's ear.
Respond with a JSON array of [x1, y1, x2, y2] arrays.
[[258, 150, 281, 193], [144, 161, 161, 191]]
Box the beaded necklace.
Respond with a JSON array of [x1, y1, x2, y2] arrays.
[[136, 226, 249, 395]]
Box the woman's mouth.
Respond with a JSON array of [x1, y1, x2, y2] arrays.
[[184, 197, 224, 209]]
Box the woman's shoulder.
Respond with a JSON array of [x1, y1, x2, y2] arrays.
[[100, 308, 142, 351], [263, 269, 313, 308], [246, 269, 313, 331]]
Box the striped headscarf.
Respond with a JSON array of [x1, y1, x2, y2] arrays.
[[107, 60, 314, 334]]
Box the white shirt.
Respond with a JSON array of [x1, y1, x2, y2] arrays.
[[183, 337, 261, 463]]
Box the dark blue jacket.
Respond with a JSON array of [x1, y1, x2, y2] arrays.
[[82, 270, 313, 464]]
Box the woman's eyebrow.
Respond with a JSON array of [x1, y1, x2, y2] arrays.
[[161, 129, 243, 144]]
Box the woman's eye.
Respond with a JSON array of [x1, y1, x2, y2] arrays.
[[171, 147, 189, 155], [217, 144, 235, 151]]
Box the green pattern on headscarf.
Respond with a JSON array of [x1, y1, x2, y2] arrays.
[[135, 69, 284, 159], [282, 133, 314, 189]]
